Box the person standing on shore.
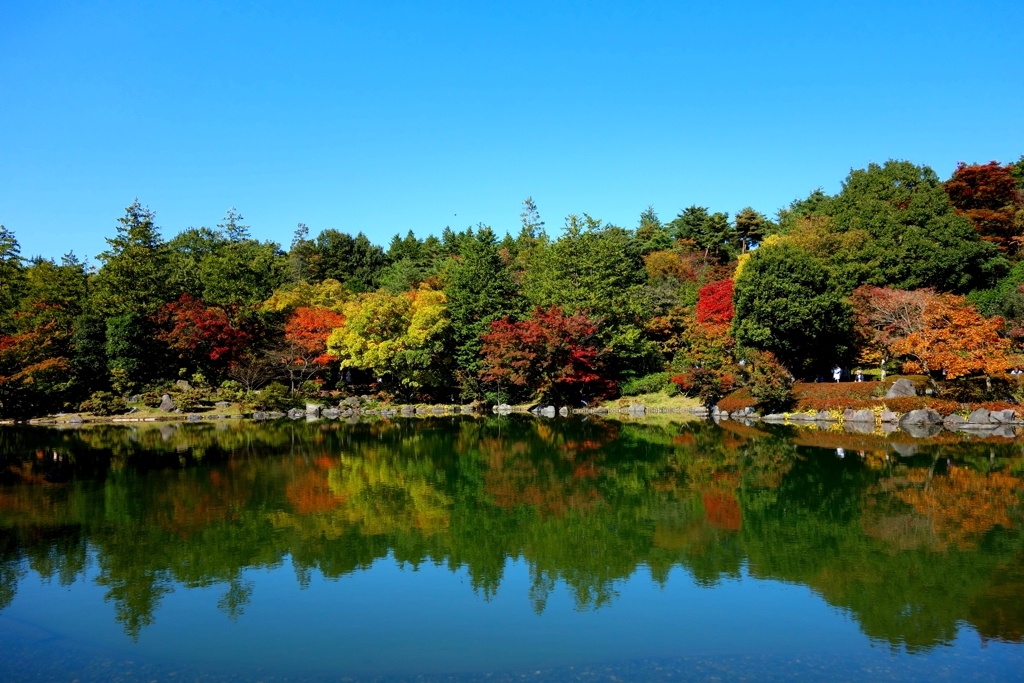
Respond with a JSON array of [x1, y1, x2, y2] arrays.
[[832, 365, 842, 383]]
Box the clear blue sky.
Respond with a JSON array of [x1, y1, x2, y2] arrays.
[[2, 0, 1022, 262]]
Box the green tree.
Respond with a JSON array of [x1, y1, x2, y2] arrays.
[[733, 207, 767, 252], [667, 206, 736, 262], [92, 200, 170, 317], [443, 226, 524, 397], [307, 230, 387, 292], [822, 160, 1005, 292], [0, 225, 26, 334], [732, 242, 851, 376]]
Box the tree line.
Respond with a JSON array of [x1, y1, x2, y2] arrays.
[[1, 156, 1023, 416]]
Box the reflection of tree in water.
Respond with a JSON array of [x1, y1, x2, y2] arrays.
[[0, 418, 1022, 650]]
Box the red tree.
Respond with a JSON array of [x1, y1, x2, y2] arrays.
[[285, 307, 345, 365], [155, 294, 250, 372], [945, 161, 1023, 253], [696, 279, 734, 326], [479, 306, 612, 404]]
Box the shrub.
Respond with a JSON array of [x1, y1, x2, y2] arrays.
[[744, 351, 794, 413], [673, 367, 736, 409], [141, 391, 162, 408], [256, 382, 297, 411], [218, 380, 244, 402], [717, 388, 756, 413], [172, 388, 205, 412], [620, 372, 675, 396], [79, 391, 126, 416]]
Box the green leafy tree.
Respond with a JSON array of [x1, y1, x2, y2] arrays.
[[667, 206, 736, 262], [732, 242, 852, 376], [821, 160, 1004, 292], [733, 207, 768, 252]]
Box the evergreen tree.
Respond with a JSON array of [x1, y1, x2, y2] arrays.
[[92, 200, 170, 317], [0, 225, 25, 334], [444, 225, 524, 396]]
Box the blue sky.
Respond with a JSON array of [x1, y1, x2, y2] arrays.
[[2, 0, 1022, 262]]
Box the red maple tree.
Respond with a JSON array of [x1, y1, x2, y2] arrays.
[[284, 307, 345, 365], [696, 279, 734, 326], [945, 161, 1024, 253], [479, 305, 612, 404], [155, 294, 249, 371]]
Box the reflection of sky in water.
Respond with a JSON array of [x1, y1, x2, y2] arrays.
[[1, 418, 1023, 681], [3, 557, 1021, 682]]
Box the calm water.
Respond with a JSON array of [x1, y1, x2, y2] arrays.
[[1, 416, 1022, 682]]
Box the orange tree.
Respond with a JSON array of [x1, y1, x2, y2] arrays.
[[892, 293, 1011, 385], [848, 285, 933, 380]]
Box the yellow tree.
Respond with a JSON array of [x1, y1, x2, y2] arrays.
[[326, 285, 449, 393]]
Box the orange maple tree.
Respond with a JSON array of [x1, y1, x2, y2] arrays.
[[892, 292, 1011, 380], [284, 306, 345, 365]]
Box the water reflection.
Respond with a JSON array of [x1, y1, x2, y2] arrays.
[[0, 417, 1022, 651]]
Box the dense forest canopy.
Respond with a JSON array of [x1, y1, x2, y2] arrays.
[[1, 156, 1023, 417]]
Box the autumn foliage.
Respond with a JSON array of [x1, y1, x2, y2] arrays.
[[945, 161, 1024, 254], [479, 306, 612, 404], [696, 279, 734, 326], [285, 307, 345, 365], [155, 294, 249, 370]]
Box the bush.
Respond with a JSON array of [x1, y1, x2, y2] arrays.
[[141, 391, 163, 408], [717, 388, 756, 413], [218, 380, 244, 403], [255, 382, 297, 411], [673, 367, 736, 409], [172, 388, 205, 412], [79, 391, 126, 416], [620, 372, 675, 396], [745, 351, 794, 413]]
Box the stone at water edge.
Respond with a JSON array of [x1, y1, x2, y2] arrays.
[[967, 408, 990, 424], [880, 410, 899, 423], [815, 411, 833, 422], [885, 378, 917, 399], [762, 414, 786, 422], [990, 409, 1016, 423], [215, 401, 232, 409], [187, 413, 202, 422], [287, 408, 305, 419], [268, 411, 285, 419], [559, 406, 569, 417], [305, 403, 322, 416], [322, 409, 340, 419], [943, 413, 967, 426], [159, 395, 176, 412], [539, 406, 556, 418], [252, 411, 268, 420], [898, 408, 942, 425]]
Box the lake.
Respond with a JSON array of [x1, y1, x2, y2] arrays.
[[1, 416, 1022, 682]]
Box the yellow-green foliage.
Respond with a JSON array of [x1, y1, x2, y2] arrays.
[[326, 285, 449, 387], [261, 279, 350, 313]]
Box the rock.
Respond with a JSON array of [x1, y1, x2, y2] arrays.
[[967, 408, 991, 424], [415, 406, 431, 415], [360, 394, 371, 401], [845, 421, 875, 434], [287, 408, 305, 419], [128, 395, 141, 403], [495, 403, 513, 414], [340, 408, 354, 418], [68, 414, 84, 424], [763, 413, 786, 422], [901, 422, 943, 438], [322, 408, 340, 419], [847, 409, 876, 423], [268, 411, 285, 419], [881, 421, 899, 435], [400, 405, 415, 416], [880, 410, 899, 423], [187, 413, 202, 422], [539, 406, 556, 418], [993, 425, 1017, 438], [305, 403, 322, 416], [943, 413, 967, 427], [788, 412, 811, 421], [253, 411, 268, 420], [815, 410, 833, 422], [899, 408, 942, 425], [990, 409, 1016, 423], [215, 401, 232, 409], [892, 443, 918, 457], [885, 378, 917, 399], [691, 407, 709, 416], [341, 397, 361, 408], [159, 394, 176, 412], [461, 405, 475, 414], [176, 380, 192, 391], [559, 406, 569, 416], [431, 406, 446, 415], [628, 404, 646, 415]]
